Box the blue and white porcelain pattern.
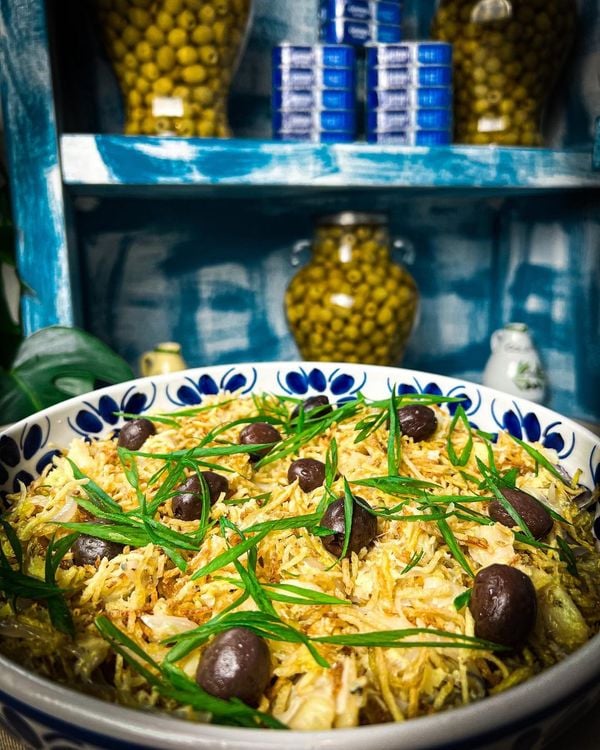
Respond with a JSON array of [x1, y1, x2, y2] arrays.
[[0, 362, 599, 750]]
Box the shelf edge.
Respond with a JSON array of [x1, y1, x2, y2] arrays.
[[60, 134, 600, 190]]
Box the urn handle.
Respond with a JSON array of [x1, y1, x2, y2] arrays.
[[392, 237, 416, 266], [490, 329, 505, 353], [290, 239, 311, 268]]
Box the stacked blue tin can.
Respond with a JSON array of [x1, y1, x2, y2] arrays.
[[319, 0, 403, 46], [366, 42, 453, 145], [272, 44, 357, 142]]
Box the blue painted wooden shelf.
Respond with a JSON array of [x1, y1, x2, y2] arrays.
[[60, 135, 600, 191]]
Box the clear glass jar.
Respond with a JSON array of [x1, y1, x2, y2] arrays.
[[97, 0, 252, 137], [285, 213, 419, 366], [431, 0, 576, 146]]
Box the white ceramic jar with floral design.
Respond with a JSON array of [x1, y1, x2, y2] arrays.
[[483, 323, 546, 403]]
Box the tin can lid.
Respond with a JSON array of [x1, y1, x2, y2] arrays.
[[317, 211, 388, 226]]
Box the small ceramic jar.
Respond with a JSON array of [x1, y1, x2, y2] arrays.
[[140, 342, 187, 376], [482, 323, 546, 402]]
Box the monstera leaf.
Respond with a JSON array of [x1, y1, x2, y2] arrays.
[[0, 326, 134, 424]]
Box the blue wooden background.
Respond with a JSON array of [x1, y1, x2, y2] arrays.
[[71, 188, 600, 423], [0, 0, 599, 426]]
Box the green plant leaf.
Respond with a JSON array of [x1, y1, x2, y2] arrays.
[[0, 326, 134, 422]]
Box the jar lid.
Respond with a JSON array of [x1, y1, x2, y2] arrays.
[[154, 342, 182, 353], [317, 212, 388, 227]]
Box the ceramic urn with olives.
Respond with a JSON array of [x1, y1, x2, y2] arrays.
[[97, 0, 252, 137], [431, 0, 576, 146], [285, 212, 419, 366]]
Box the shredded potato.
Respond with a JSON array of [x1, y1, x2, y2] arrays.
[[1, 393, 599, 729]]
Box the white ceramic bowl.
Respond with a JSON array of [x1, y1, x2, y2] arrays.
[[0, 362, 599, 750]]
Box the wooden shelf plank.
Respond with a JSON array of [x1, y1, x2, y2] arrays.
[[61, 135, 600, 191]]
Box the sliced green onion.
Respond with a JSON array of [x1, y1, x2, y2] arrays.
[[446, 406, 473, 467]]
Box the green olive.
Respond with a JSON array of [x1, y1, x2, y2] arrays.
[[145, 24, 165, 47], [122, 26, 141, 47], [156, 11, 174, 32]]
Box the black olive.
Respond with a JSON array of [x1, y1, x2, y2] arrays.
[[469, 563, 537, 649], [288, 458, 326, 492], [239, 422, 282, 462], [172, 472, 230, 520], [71, 533, 124, 566], [396, 405, 437, 442], [290, 395, 333, 421], [196, 627, 271, 707], [321, 496, 378, 558], [117, 418, 156, 450], [488, 487, 553, 540]]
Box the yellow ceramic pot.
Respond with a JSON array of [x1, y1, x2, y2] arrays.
[[285, 213, 419, 366], [140, 342, 187, 375], [431, 0, 576, 146], [97, 0, 252, 137]]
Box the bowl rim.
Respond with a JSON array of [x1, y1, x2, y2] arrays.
[[0, 361, 599, 748], [2, 360, 599, 448]]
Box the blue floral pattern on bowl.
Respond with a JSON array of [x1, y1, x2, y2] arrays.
[[166, 366, 258, 407], [0, 419, 61, 495], [67, 384, 158, 438], [392, 376, 482, 418], [276, 366, 366, 401], [491, 399, 575, 460]]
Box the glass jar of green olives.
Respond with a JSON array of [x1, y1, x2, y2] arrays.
[[97, 0, 252, 137], [431, 0, 576, 146], [285, 213, 419, 366]]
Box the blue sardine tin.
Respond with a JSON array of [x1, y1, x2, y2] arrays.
[[320, 0, 371, 21], [367, 65, 452, 88], [367, 130, 452, 145], [367, 87, 453, 110], [373, 1, 403, 24], [273, 89, 356, 111], [273, 110, 356, 133], [273, 44, 355, 69], [320, 19, 402, 45], [367, 108, 453, 132], [274, 130, 355, 143], [320, 0, 403, 24], [321, 18, 368, 44], [375, 22, 403, 43], [273, 67, 356, 90], [366, 42, 452, 67]]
